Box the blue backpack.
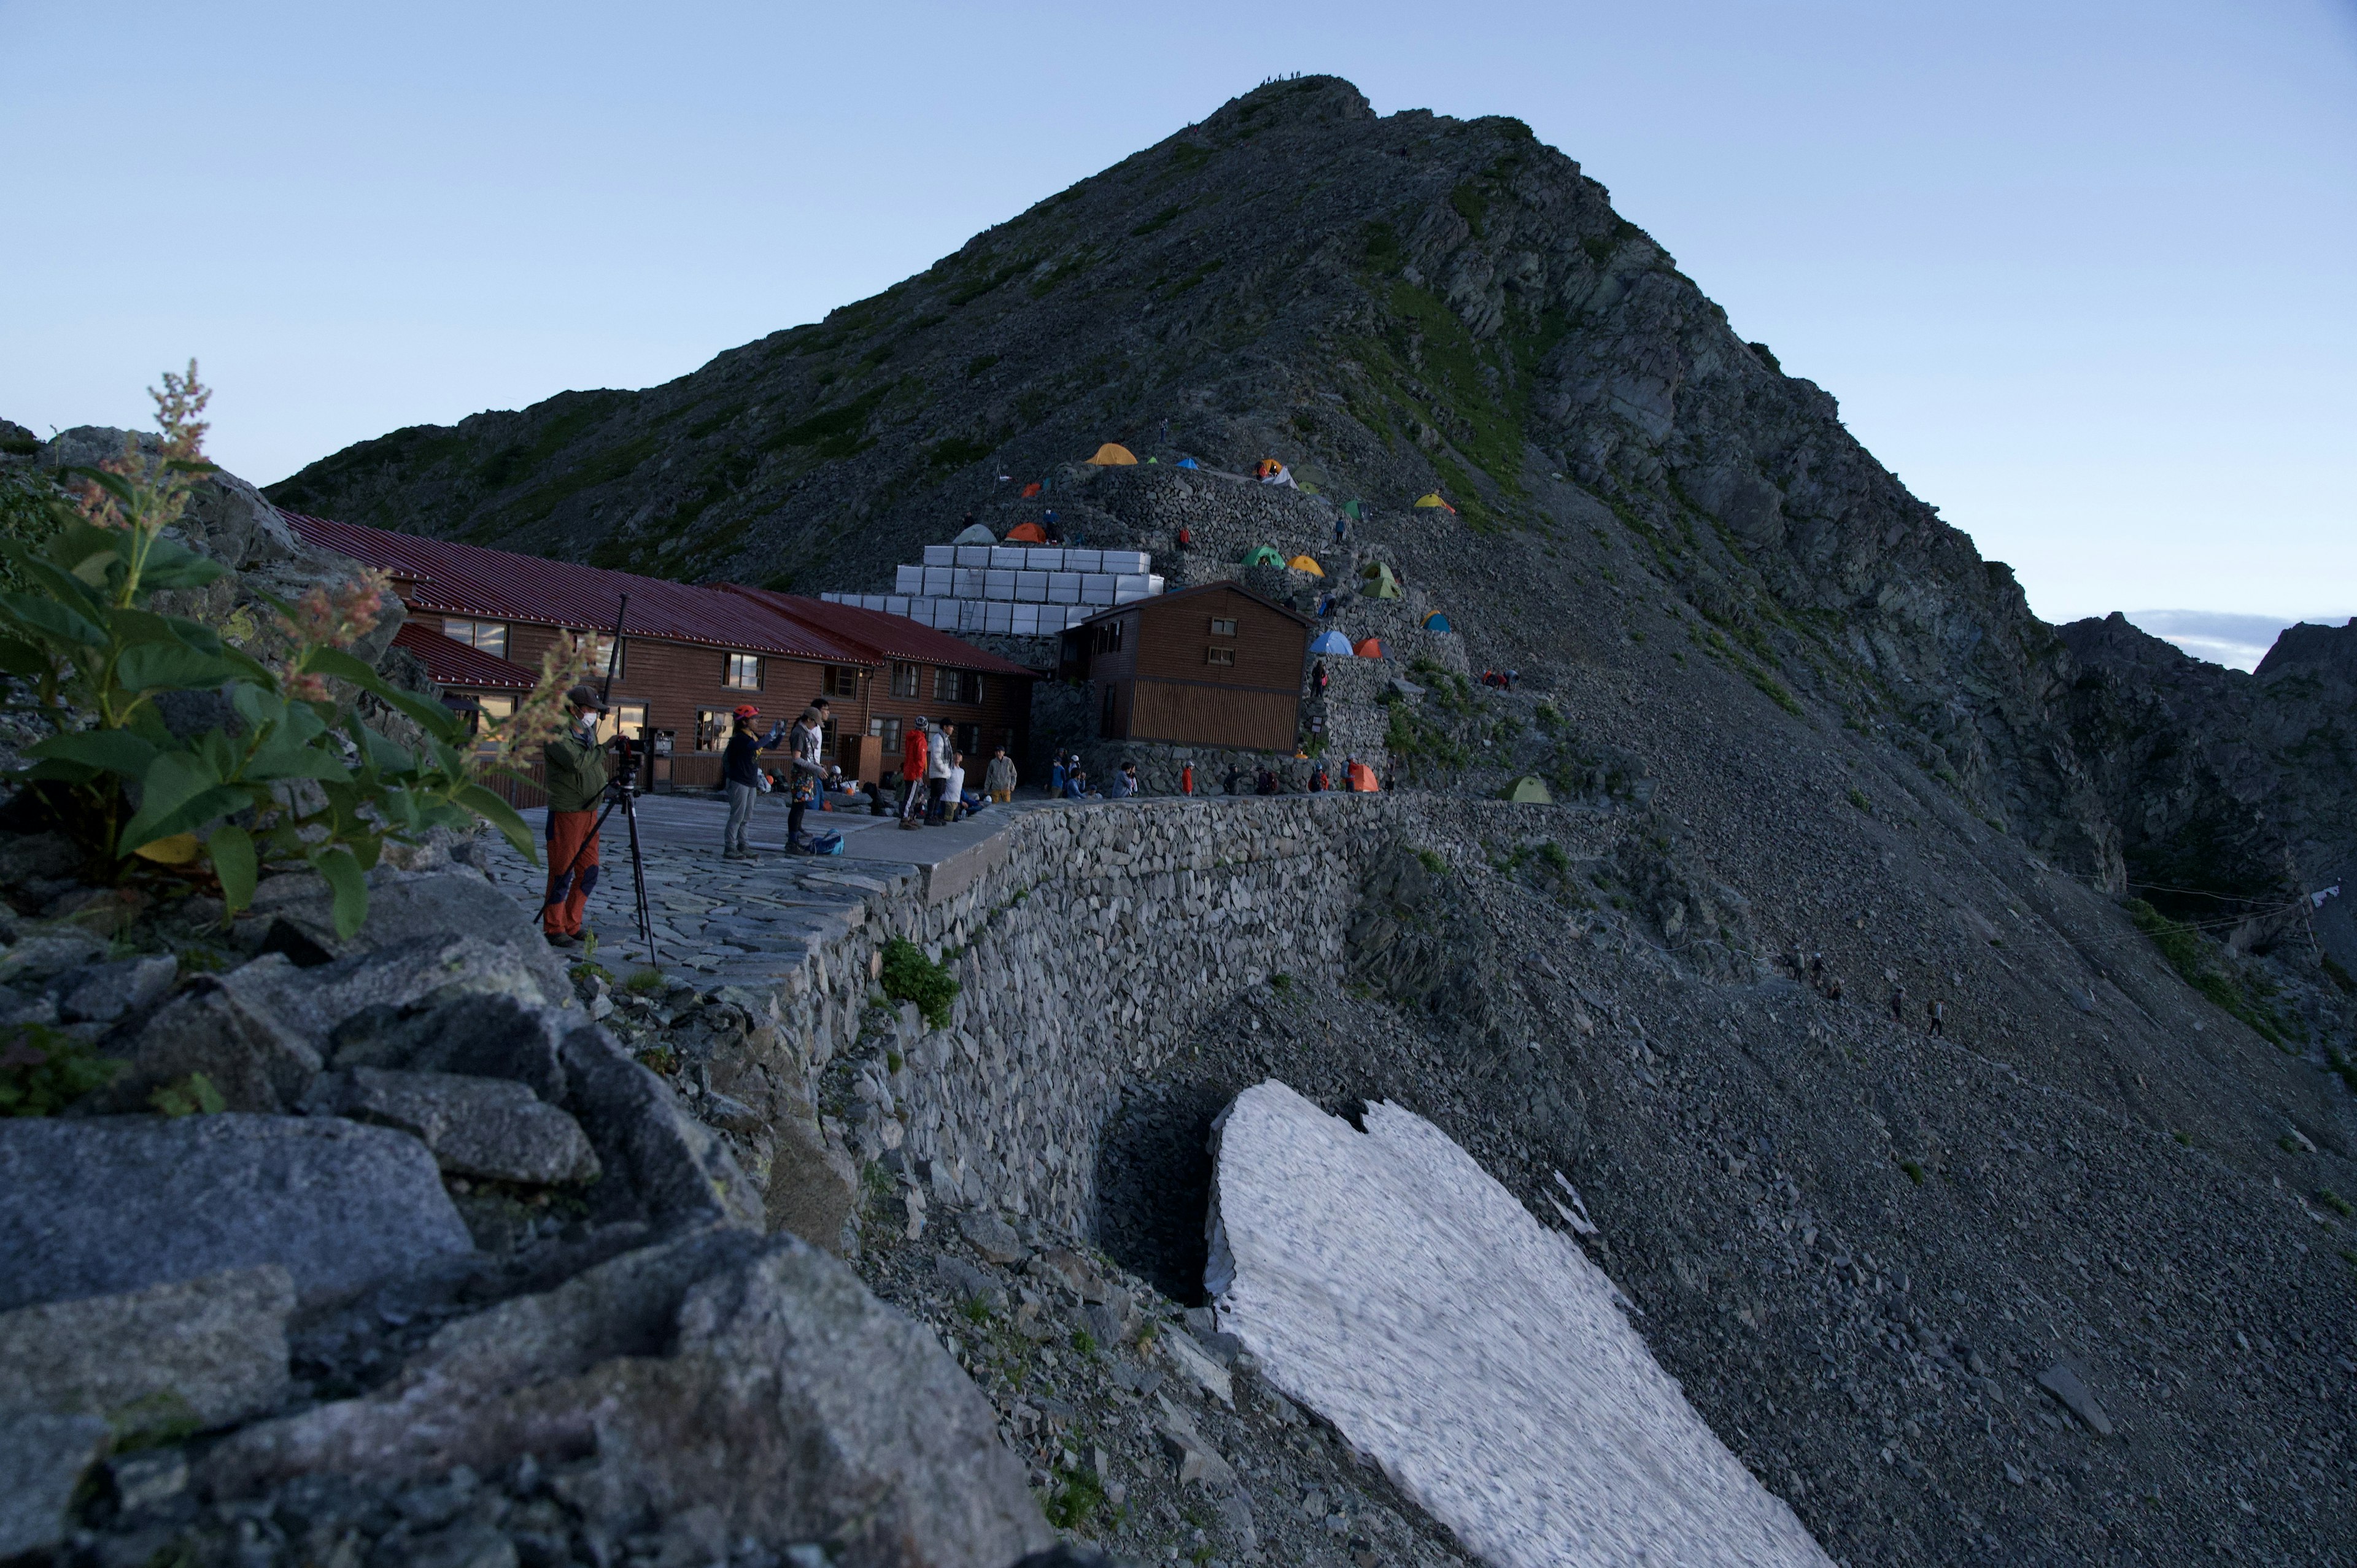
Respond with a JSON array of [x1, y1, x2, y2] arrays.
[[809, 830, 845, 856]]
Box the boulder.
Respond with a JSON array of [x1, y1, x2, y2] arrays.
[[0, 1115, 473, 1311], [0, 1411, 111, 1559], [0, 1264, 293, 1430], [960, 1209, 1030, 1266], [247, 867, 575, 1009], [304, 1067, 599, 1185], [205, 1230, 1053, 1568], [328, 991, 570, 1103], [559, 1022, 763, 1234], [0, 927, 107, 988], [54, 953, 178, 1023], [223, 935, 560, 1044], [762, 1111, 861, 1254], [94, 980, 322, 1114]]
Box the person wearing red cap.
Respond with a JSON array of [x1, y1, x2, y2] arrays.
[[722, 703, 787, 860]]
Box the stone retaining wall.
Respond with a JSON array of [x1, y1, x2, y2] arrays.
[[707, 794, 1617, 1240]]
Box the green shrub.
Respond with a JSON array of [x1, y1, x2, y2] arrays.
[[2318, 1189, 2353, 1218], [1041, 1463, 1107, 1531], [625, 968, 666, 994], [2123, 898, 2294, 1044], [880, 937, 959, 1029], [1, 366, 542, 937], [150, 1071, 225, 1118], [0, 1025, 122, 1115]]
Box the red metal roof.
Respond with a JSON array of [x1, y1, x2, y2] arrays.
[[284, 513, 871, 666], [720, 586, 1040, 678], [391, 620, 537, 690]]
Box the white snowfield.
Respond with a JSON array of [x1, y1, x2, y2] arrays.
[[1206, 1082, 1832, 1568]]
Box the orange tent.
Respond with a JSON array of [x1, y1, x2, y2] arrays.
[[1005, 521, 1048, 543], [1086, 442, 1138, 466], [1347, 760, 1381, 793], [1021, 482, 1043, 498], [1353, 637, 1384, 658]]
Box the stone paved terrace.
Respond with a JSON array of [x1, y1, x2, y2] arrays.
[[474, 790, 1075, 985]]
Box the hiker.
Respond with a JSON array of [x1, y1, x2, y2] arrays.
[[897, 717, 932, 829], [1223, 764, 1244, 796], [1255, 768, 1279, 796], [940, 749, 967, 823], [1504, 669, 1518, 691], [1177, 526, 1193, 549], [1309, 762, 1329, 792], [1061, 767, 1090, 800], [1042, 509, 1062, 542], [1889, 985, 1907, 1025], [925, 721, 954, 824], [1823, 975, 1844, 1003], [1180, 760, 1195, 796], [1118, 761, 1142, 798], [985, 746, 1017, 803], [1317, 593, 1334, 618], [1312, 660, 1329, 697], [1049, 754, 1067, 795], [1334, 514, 1347, 543], [783, 706, 826, 854], [541, 686, 610, 948], [1927, 999, 1947, 1039], [722, 704, 787, 862]]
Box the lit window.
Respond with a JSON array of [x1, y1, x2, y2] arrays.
[[724, 653, 761, 690], [595, 701, 647, 744], [1206, 647, 1236, 666], [442, 619, 510, 660], [471, 693, 515, 747], [585, 634, 622, 681], [1209, 617, 1237, 637]]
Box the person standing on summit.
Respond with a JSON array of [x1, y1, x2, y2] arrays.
[[541, 686, 610, 948], [721, 704, 787, 860], [898, 717, 932, 830]]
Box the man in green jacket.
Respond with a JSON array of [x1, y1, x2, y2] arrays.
[[542, 685, 611, 948]]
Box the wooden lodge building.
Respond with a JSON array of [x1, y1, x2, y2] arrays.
[[285, 515, 1035, 798], [1059, 581, 1311, 753]]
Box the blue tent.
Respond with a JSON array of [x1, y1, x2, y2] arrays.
[[1176, 457, 1199, 469], [1309, 630, 1353, 656], [1422, 611, 1453, 633]]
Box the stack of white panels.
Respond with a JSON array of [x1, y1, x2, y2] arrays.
[[954, 544, 994, 567], [922, 545, 954, 566]]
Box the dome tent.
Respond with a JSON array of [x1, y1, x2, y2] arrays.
[[1506, 776, 1553, 804], [1005, 521, 1048, 543], [1288, 555, 1325, 576], [1421, 610, 1453, 632], [1176, 457, 1200, 469], [1353, 636, 1384, 658], [1414, 493, 1455, 512], [1309, 630, 1353, 656], [1362, 562, 1402, 600], [1086, 443, 1137, 466], [1242, 545, 1287, 568], [953, 522, 996, 546]]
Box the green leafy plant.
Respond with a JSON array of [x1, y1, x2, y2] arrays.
[[149, 1071, 225, 1118], [1040, 1462, 1107, 1531], [2318, 1189, 2353, 1218], [625, 968, 667, 994], [879, 937, 959, 1029], [0, 1024, 123, 1116], [0, 366, 548, 938]]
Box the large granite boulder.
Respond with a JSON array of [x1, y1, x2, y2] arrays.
[[0, 1115, 471, 1311], [0, 1264, 293, 1430]]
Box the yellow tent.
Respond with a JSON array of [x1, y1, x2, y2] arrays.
[[1506, 776, 1553, 804], [1086, 443, 1138, 466], [1287, 555, 1325, 576], [1414, 492, 1455, 511]]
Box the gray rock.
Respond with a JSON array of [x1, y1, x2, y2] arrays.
[[206, 1232, 1052, 1566], [961, 1208, 1031, 1265], [405, 1523, 518, 1568], [304, 1067, 599, 1185], [0, 1264, 293, 1430], [107, 1447, 190, 1514], [764, 1112, 860, 1254], [249, 867, 574, 1008], [225, 935, 561, 1046], [330, 991, 570, 1103], [0, 1411, 111, 1558], [96, 973, 324, 1113], [934, 1251, 1003, 1308], [0, 1115, 472, 1311], [54, 954, 177, 1023], [2036, 1363, 2115, 1436], [0, 832, 81, 889], [559, 1022, 763, 1234], [0, 928, 107, 987]]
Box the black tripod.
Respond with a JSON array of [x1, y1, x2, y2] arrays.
[[548, 595, 659, 967]]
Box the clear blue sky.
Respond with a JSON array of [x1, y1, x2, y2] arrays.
[[4, 0, 2351, 639]]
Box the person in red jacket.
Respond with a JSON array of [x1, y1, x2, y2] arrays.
[[1180, 761, 1194, 797], [897, 718, 931, 829]]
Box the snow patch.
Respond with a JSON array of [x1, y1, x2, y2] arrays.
[[1208, 1080, 1830, 1568]]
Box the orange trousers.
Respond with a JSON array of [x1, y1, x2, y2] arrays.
[[543, 809, 601, 938]]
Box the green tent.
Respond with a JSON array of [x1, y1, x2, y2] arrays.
[[1506, 776, 1553, 804], [1343, 498, 1363, 520], [1363, 562, 1402, 600], [1242, 545, 1287, 568]]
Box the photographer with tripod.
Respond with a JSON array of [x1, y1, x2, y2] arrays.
[[541, 684, 611, 949]]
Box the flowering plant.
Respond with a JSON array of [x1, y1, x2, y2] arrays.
[[0, 365, 541, 937]]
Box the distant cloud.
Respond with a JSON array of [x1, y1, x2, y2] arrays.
[[2122, 609, 2356, 673]]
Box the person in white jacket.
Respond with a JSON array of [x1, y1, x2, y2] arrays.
[[924, 721, 954, 825]]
